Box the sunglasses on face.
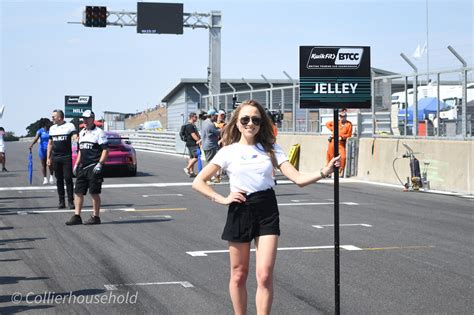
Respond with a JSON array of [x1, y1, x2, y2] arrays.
[[239, 116, 262, 126]]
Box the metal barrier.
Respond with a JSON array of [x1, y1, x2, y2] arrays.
[[116, 130, 181, 154]]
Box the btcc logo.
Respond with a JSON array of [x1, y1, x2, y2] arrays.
[[335, 48, 363, 66], [78, 96, 90, 104]]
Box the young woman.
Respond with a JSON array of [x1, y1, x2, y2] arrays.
[[192, 100, 340, 314], [30, 118, 54, 184]]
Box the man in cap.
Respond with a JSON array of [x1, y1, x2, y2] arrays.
[[66, 110, 109, 225], [47, 109, 77, 209], [326, 110, 353, 176], [215, 110, 227, 130], [201, 108, 221, 163]]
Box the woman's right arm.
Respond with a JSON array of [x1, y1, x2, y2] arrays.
[[192, 163, 246, 205], [29, 134, 40, 150]]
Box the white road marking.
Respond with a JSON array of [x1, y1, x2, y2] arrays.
[[0, 182, 193, 191], [142, 193, 183, 198], [312, 223, 372, 229], [17, 208, 135, 214], [2, 179, 470, 197], [278, 202, 359, 206], [186, 245, 362, 257], [105, 281, 194, 291], [16, 208, 185, 215]]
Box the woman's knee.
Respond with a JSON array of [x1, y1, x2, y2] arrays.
[[256, 269, 273, 288], [230, 265, 249, 287]]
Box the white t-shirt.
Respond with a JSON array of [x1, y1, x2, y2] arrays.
[[0, 130, 4, 152], [212, 143, 288, 194]]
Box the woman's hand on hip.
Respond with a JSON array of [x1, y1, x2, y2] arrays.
[[222, 191, 246, 205]]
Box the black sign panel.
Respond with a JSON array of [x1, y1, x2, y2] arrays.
[[137, 2, 183, 34], [299, 46, 371, 109], [65, 95, 92, 118]]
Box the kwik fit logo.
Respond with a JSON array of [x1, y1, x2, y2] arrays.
[[307, 47, 363, 69]]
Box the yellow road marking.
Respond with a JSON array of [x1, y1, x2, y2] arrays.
[[126, 208, 187, 212]]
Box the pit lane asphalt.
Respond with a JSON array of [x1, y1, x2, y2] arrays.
[[0, 141, 472, 314]]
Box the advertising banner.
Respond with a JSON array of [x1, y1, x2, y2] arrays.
[[299, 46, 371, 109], [65, 95, 92, 118]]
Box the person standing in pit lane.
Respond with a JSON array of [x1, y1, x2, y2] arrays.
[[66, 110, 109, 225], [0, 127, 7, 172], [29, 118, 54, 184], [47, 109, 77, 209], [192, 99, 340, 314]]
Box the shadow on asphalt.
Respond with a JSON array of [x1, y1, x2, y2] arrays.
[[0, 237, 47, 245], [102, 218, 173, 225]]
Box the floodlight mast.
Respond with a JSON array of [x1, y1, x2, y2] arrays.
[[82, 9, 221, 107]]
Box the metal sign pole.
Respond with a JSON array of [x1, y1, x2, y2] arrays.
[[333, 109, 340, 315], [299, 46, 371, 315]]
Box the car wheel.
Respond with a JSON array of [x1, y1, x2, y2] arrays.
[[129, 166, 137, 176]]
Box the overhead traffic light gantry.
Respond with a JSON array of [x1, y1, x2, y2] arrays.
[[84, 6, 107, 28]]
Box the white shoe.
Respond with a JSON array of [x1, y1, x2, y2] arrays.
[[42, 177, 48, 185], [49, 175, 55, 184]]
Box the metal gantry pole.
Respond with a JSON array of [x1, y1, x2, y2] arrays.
[[333, 109, 340, 315]]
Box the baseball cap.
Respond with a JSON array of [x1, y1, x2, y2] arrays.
[[218, 110, 226, 115], [82, 110, 95, 118], [207, 109, 217, 116]]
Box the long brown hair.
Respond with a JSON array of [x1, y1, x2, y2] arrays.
[[221, 100, 278, 167]]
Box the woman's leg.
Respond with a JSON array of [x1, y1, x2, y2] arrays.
[[255, 235, 278, 315], [40, 158, 47, 177], [228, 241, 251, 315]]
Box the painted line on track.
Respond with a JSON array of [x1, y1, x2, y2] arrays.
[[105, 281, 194, 291], [2, 178, 471, 198], [186, 245, 362, 257], [17, 207, 186, 215], [312, 223, 372, 229]]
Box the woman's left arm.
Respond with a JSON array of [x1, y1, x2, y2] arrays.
[[279, 156, 341, 187]]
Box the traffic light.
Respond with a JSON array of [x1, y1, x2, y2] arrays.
[[85, 6, 93, 27], [84, 6, 107, 28]]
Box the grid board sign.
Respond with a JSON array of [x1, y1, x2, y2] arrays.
[[65, 95, 92, 118], [299, 46, 371, 109]]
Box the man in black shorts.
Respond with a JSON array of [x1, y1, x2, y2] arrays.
[[47, 109, 77, 209], [183, 112, 201, 177], [66, 110, 109, 225]]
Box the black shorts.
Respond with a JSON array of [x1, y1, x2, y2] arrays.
[[187, 145, 198, 159], [222, 188, 280, 243], [204, 148, 218, 162], [74, 165, 104, 195]]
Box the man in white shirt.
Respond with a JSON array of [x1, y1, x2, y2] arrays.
[[47, 109, 77, 209]]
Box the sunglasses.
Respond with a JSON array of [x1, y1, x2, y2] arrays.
[[239, 116, 262, 126]]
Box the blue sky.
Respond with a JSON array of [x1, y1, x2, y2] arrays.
[[1, 0, 472, 136]]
